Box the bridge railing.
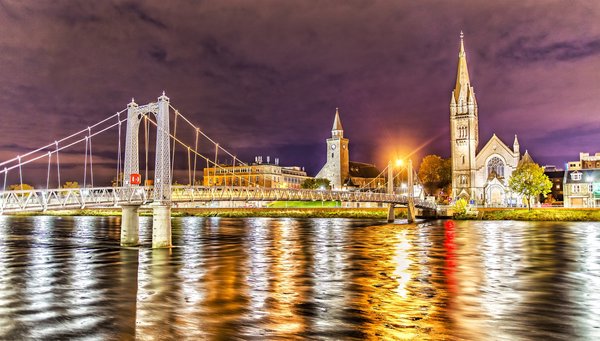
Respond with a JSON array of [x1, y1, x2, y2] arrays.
[[0, 185, 436, 214], [170, 185, 437, 209], [0, 186, 153, 214]]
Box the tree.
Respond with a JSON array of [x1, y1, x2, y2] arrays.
[[301, 178, 331, 189], [418, 155, 452, 197], [8, 183, 33, 191], [508, 161, 552, 210], [8, 184, 34, 197], [62, 181, 79, 188]]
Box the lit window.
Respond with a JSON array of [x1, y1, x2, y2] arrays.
[[487, 156, 505, 178]]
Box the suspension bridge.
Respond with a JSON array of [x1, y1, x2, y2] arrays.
[[0, 92, 437, 248]]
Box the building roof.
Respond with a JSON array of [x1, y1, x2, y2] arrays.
[[348, 161, 382, 178], [564, 169, 600, 184], [518, 150, 535, 167]]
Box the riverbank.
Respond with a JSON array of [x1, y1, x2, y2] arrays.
[[457, 208, 600, 221], [7, 207, 409, 219]]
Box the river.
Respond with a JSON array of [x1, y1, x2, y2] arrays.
[[0, 216, 599, 340]]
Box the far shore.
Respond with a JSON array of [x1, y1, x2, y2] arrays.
[[454, 207, 600, 222], [5, 206, 600, 222], [6, 207, 409, 219]]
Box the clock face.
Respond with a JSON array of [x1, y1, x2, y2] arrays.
[[331, 144, 336, 150]]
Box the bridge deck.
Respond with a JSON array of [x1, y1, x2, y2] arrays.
[[0, 185, 436, 214]]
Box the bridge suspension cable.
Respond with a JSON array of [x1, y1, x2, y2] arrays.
[[169, 104, 250, 167], [0, 110, 128, 190], [358, 163, 389, 191], [143, 114, 260, 187]]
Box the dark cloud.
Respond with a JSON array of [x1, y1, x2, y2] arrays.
[[499, 36, 600, 62]]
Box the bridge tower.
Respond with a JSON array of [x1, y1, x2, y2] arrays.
[[121, 92, 172, 248]]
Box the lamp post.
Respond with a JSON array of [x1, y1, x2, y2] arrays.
[[387, 159, 404, 194]]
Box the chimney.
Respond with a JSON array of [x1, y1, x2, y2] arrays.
[[267, 156, 270, 164]]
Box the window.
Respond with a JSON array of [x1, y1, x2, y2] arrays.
[[571, 172, 582, 181], [487, 157, 505, 178], [462, 155, 465, 165], [573, 184, 580, 193]]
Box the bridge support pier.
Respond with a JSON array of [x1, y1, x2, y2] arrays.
[[121, 204, 141, 246], [152, 204, 172, 248], [407, 202, 415, 224], [387, 204, 395, 223]]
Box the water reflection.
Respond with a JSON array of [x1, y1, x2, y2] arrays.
[[1, 217, 600, 339]]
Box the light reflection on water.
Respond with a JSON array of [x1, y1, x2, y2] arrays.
[[0, 216, 599, 340]]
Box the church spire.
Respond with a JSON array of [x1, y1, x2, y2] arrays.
[[332, 107, 343, 138], [454, 31, 471, 103]]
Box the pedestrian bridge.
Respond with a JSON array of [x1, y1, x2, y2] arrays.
[[0, 185, 436, 214], [0, 92, 437, 248]]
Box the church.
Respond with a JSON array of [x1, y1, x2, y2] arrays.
[[450, 33, 531, 206], [316, 109, 385, 190]]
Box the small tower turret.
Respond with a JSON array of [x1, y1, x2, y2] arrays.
[[513, 134, 520, 155]]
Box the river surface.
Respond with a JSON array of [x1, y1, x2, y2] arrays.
[[0, 216, 599, 340]]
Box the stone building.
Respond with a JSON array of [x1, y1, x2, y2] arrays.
[[450, 33, 528, 206], [316, 109, 385, 190]]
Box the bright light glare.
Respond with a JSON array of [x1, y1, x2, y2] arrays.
[[395, 159, 403, 167]]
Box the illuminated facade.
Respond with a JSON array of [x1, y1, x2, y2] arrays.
[[564, 152, 600, 207], [203, 160, 310, 189], [450, 33, 526, 206]]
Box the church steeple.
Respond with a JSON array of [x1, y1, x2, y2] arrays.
[[332, 107, 343, 138], [450, 31, 479, 203], [454, 31, 472, 105]]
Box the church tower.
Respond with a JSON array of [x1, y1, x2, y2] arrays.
[[450, 32, 479, 201], [316, 108, 350, 189]]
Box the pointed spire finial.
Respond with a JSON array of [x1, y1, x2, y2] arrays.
[[131, 97, 135, 103], [162, 90, 165, 96]]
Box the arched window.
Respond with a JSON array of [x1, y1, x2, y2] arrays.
[[487, 157, 505, 178]]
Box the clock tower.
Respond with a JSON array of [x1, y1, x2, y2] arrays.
[[316, 108, 350, 189]]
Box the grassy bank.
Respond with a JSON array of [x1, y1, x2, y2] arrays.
[[469, 208, 600, 221], [7, 207, 408, 219], [175, 207, 407, 219], [267, 200, 341, 208]]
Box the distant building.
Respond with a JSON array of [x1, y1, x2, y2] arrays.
[[203, 156, 310, 189], [449, 32, 529, 206], [564, 153, 600, 207], [315, 109, 385, 190], [542, 165, 564, 203]]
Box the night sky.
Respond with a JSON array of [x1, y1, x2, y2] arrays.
[[1, 1, 600, 184]]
